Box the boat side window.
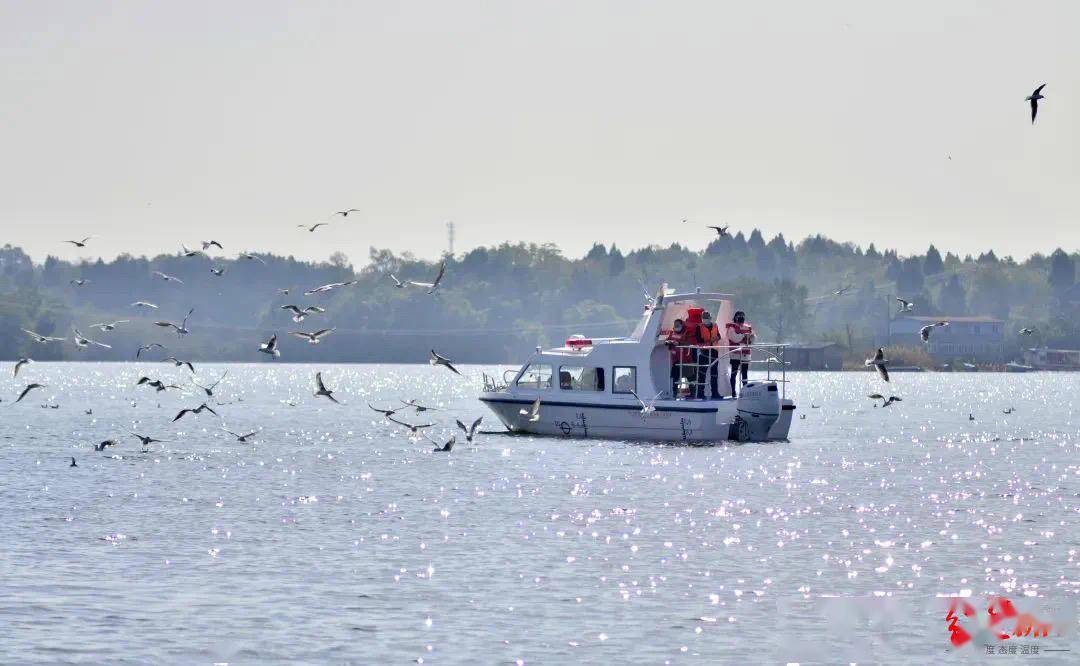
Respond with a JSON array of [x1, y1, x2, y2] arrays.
[[560, 366, 605, 391], [517, 363, 553, 389], [612, 366, 636, 394]]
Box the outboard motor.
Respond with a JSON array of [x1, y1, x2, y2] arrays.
[[730, 381, 781, 441]]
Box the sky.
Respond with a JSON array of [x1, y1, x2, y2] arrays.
[[1, 1, 1077, 265]]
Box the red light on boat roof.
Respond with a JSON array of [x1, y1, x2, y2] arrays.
[[566, 337, 593, 348]]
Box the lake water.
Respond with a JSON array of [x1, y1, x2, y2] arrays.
[[1, 363, 1077, 664]]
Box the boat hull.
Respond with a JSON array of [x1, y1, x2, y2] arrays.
[[480, 391, 794, 443]]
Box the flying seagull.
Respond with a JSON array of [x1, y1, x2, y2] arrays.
[[173, 402, 219, 422], [210, 266, 226, 276], [179, 244, 202, 257], [136, 376, 180, 392], [882, 396, 902, 408], [387, 415, 434, 434], [408, 263, 445, 294], [23, 329, 65, 344], [290, 328, 335, 345], [1019, 327, 1035, 336], [15, 383, 45, 403], [280, 304, 325, 323], [920, 320, 949, 343], [456, 416, 483, 442], [334, 208, 361, 217], [201, 240, 224, 251], [65, 237, 93, 247], [895, 298, 914, 313], [276, 288, 290, 296], [239, 253, 267, 264], [432, 435, 455, 453], [193, 370, 228, 397], [1026, 84, 1046, 124], [519, 397, 541, 422], [297, 222, 329, 233], [164, 356, 195, 373], [72, 328, 111, 350], [368, 403, 399, 417], [13, 358, 31, 377], [90, 320, 129, 332], [429, 350, 461, 376], [258, 334, 280, 358], [70, 278, 89, 286], [706, 225, 729, 237], [629, 389, 663, 420], [152, 270, 184, 285], [401, 399, 439, 413], [223, 428, 258, 442], [131, 301, 159, 309], [313, 372, 341, 403], [833, 285, 853, 297], [130, 433, 167, 449], [304, 280, 357, 295], [865, 347, 890, 382], [389, 274, 406, 288], [70, 457, 77, 467], [94, 440, 119, 452], [153, 308, 194, 337]]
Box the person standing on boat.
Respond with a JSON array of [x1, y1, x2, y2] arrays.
[[697, 311, 721, 398], [666, 318, 694, 396], [725, 310, 754, 396]]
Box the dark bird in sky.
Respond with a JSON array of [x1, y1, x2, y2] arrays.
[[706, 225, 729, 237], [429, 350, 461, 376], [173, 402, 219, 422], [280, 304, 325, 323], [402, 399, 439, 413], [432, 435, 455, 453], [314, 372, 341, 403], [882, 396, 902, 408], [1026, 84, 1046, 124], [259, 334, 280, 358], [895, 298, 914, 313], [70, 457, 77, 467], [94, 439, 119, 451], [13, 358, 31, 378], [239, 252, 267, 264], [368, 403, 399, 417], [193, 370, 228, 397], [202, 240, 224, 251], [456, 416, 483, 443], [65, 236, 93, 247], [70, 278, 89, 286], [290, 328, 335, 345], [408, 263, 445, 294], [164, 356, 195, 373], [131, 433, 167, 448], [15, 383, 45, 403], [334, 209, 361, 217], [152, 270, 184, 284], [865, 347, 890, 382], [23, 329, 65, 344], [1019, 327, 1035, 336], [298, 222, 329, 233], [387, 415, 434, 434], [224, 428, 259, 442], [179, 244, 202, 257], [136, 376, 180, 392]]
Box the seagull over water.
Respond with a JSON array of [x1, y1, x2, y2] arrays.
[[297, 222, 329, 233], [180, 244, 202, 257], [389, 274, 406, 288], [223, 428, 258, 442], [131, 301, 159, 309], [431, 435, 455, 453], [629, 389, 663, 420], [90, 320, 129, 332], [920, 321, 949, 343], [259, 334, 281, 358], [895, 298, 914, 313], [164, 356, 195, 373], [368, 403, 399, 417], [202, 240, 224, 251], [152, 270, 184, 284], [210, 266, 226, 276], [70, 278, 89, 286], [23, 329, 65, 344], [94, 439, 119, 452], [130, 433, 168, 449], [14, 358, 31, 377], [193, 370, 228, 397], [136, 376, 180, 392], [15, 383, 45, 403], [402, 399, 439, 413], [173, 402, 219, 422], [865, 347, 890, 382], [304, 280, 357, 295], [1026, 84, 1046, 124], [387, 415, 433, 434], [290, 328, 335, 345], [430, 350, 461, 376], [153, 308, 194, 337], [239, 252, 267, 264], [456, 416, 483, 442], [408, 263, 445, 294], [72, 328, 111, 350], [333, 208, 361, 217], [520, 397, 541, 422], [280, 304, 325, 322], [314, 372, 341, 403]]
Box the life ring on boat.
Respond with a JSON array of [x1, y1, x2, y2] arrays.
[[731, 416, 750, 442], [558, 421, 572, 435]]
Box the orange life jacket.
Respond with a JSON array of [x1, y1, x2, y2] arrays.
[[698, 323, 719, 345]]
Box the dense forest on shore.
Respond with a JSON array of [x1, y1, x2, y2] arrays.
[[1, 230, 1077, 364]]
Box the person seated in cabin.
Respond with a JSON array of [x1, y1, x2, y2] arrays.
[[559, 370, 573, 390], [665, 318, 695, 396], [697, 310, 720, 398], [725, 310, 755, 396]]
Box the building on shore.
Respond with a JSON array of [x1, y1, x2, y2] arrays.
[[1022, 347, 1080, 370], [888, 315, 1005, 363]]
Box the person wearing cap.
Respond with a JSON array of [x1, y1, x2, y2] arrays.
[[696, 310, 721, 398], [725, 310, 755, 396]]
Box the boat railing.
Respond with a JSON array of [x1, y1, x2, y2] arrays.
[[669, 343, 789, 400]]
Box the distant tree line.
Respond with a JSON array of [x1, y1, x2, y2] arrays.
[[0, 232, 1076, 363]]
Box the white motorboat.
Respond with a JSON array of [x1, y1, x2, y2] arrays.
[[480, 286, 795, 442]]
